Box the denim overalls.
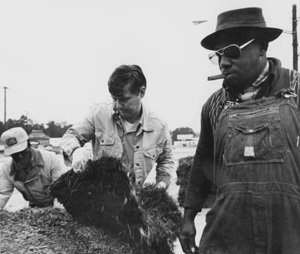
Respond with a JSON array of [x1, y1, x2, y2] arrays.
[[199, 92, 300, 254]]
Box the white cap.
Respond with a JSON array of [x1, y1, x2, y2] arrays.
[[1, 127, 29, 156]]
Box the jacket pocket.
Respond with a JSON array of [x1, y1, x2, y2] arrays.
[[96, 132, 116, 156], [96, 132, 115, 146], [24, 174, 52, 204], [144, 148, 161, 172]]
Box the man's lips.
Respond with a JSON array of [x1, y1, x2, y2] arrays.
[[223, 72, 235, 79]]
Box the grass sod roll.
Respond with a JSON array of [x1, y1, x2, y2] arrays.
[[50, 156, 182, 254]]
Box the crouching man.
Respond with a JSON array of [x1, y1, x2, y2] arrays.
[[0, 127, 67, 209]]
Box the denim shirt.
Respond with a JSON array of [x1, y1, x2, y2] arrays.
[[60, 103, 173, 187]]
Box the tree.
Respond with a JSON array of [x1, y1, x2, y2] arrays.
[[44, 121, 72, 137], [171, 127, 195, 143], [0, 116, 71, 137], [0, 121, 4, 135]]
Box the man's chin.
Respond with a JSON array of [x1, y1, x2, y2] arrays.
[[119, 112, 128, 119], [224, 73, 238, 82], [225, 79, 248, 94]]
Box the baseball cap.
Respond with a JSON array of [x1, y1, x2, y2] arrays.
[[1, 127, 29, 156]]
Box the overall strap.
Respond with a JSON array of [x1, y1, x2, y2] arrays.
[[289, 69, 300, 110]]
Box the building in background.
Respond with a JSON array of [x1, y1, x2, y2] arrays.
[[29, 129, 50, 148], [174, 134, 198, 147]]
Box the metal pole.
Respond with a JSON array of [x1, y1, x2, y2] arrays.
[[3, 86, 7, 129], [293, 4, 298, 71]]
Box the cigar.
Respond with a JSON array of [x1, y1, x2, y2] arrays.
[[207, 74, 225, 81]]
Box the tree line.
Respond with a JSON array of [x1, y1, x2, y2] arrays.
[[0, 115, 72, 138], [0, 115, 197, 142]]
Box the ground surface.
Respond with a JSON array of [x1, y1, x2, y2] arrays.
[[0, 146, 208, 254], [1, 208, 136, 254]]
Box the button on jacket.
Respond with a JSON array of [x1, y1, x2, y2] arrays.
[[0, 148, 67, 208], [60, 103, 173, 187]]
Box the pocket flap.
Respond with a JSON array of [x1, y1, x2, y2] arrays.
[[100, 136, 115, 145], [144, 148, 161, 159], [236, 124, 266, 134]]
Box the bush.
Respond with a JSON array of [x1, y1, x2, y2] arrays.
[[176, 156, 216, 208]]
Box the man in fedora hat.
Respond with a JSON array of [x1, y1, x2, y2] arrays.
[[179, 7, 300, 254], [0, 127, 67, 209]]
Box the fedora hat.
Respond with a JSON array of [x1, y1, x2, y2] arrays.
[[201, 7, 283, 50]]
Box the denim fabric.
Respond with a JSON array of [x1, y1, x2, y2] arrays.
[[60, 103, 173, 187], [199, 96, 300, 254]]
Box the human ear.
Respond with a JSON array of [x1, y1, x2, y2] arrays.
[[258, 40, 268, 57], [259, 47, 267, 57], [140, 86, 146, 97]]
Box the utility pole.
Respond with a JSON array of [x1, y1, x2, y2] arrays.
[[292, 4, 298, 71], [3, 86, 7, 129]]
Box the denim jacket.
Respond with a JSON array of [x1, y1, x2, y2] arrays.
[[0, 148, 66, 208], [60, 103, 173, 187]]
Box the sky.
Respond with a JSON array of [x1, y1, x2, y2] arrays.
[[0, 0, 298, 132]]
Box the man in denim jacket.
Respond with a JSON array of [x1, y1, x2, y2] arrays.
[[179, 7, 300, 254], [60, 65, 173, 189]]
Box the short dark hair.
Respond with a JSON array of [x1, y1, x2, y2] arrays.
[[108, 65, 147, 97]]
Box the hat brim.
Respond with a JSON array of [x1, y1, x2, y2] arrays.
[[4, 140, 28, 156], [201, 27, 283, 50]]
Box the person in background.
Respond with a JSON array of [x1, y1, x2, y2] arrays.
[[179, 7, 300, 254], [60, 64, 173, 189], [0, 127, 67, 209]]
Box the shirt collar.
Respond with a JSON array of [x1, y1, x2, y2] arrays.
[[252, 61, 270, 87], [239, 61, 270, 101]]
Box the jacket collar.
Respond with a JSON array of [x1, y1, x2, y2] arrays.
[[140, 104, 154, 132], [112, 103, 154, 132], [266, 57, 282, 83]]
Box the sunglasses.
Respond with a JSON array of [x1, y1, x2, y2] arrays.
[[208, 38, 255, 65]]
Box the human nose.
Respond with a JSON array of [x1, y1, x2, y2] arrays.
[[113, 100, 123, 110], [219, 54, 232, 69]]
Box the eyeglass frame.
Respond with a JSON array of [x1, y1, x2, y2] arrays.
[[208, 38, 255, 65]]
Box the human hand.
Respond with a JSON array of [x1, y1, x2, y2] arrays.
[[155, 181, 167, 189], [71, 147, 91, 173], [179, 216, 198, 254]]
